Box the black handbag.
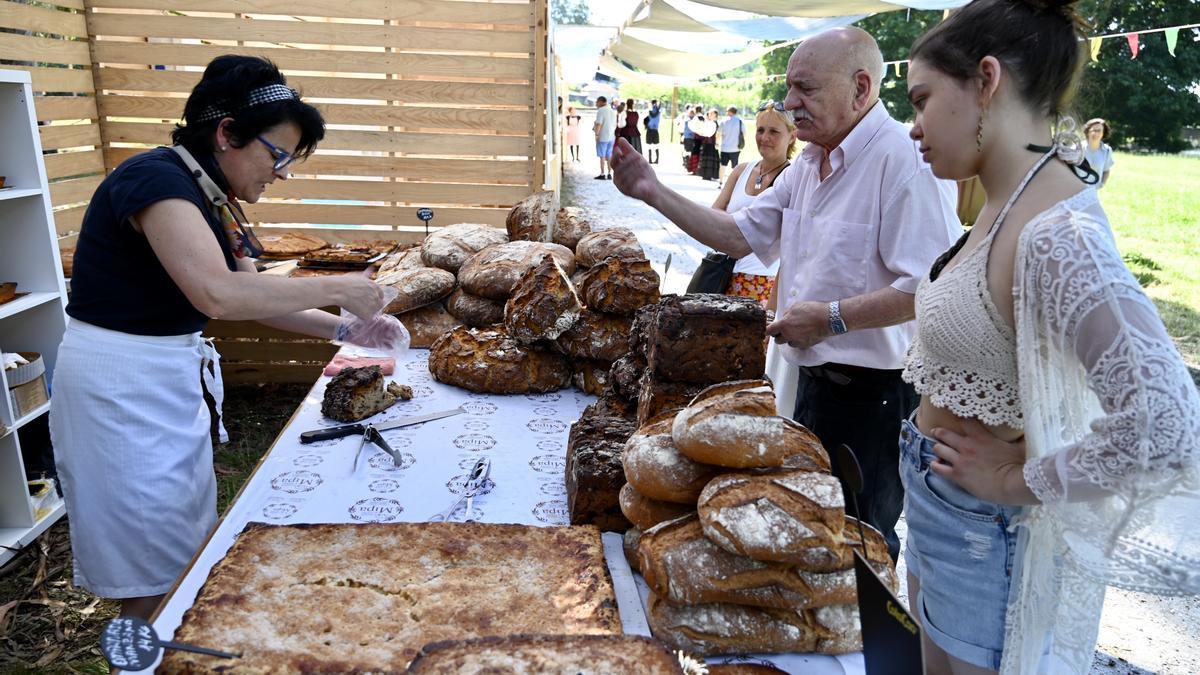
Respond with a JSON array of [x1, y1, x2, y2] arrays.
[[687, 251, 736, 293]]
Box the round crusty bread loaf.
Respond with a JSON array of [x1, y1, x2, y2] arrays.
[[505, 190, 558, 242], [623, 526, 643, 574], [619, 483, 694, 531], [420, 223, 508, 273], [428, 326, 571, 394], [553, 206, 593, 251], [374, 246, 427, 276], [623, 413, 721, 504], [672, 381, 830, 471], [377, 266, 457, 314], [397, 302, 462, 349], [571, 358, 612, 396], [554, 309, 632, 362], [445, 288, 505, 327], [503, 255, 582, 343], [574, 228, 643, 268], [578, 256, 661, 316], [458, 241, 576, 300], [697, 471, 845, 565]]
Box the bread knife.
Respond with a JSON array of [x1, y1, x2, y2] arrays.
[[300, 406, 465, 444]]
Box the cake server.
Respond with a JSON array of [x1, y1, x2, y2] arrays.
[[299, 406, 465, 444]]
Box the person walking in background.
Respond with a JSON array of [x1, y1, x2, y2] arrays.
[[645, 99, 662, 164], [1084, 117, 1114, 187], [564, 105, 582, 162], [719, 105, 745, 186], [681, 106, 697, 172], [593, 96, 616, 180], [611, 27, 961, 563], [618, 98, 642, 155], [696, 108, 721, 181]]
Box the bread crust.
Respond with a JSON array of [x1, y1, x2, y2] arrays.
[[622, 414, 719, 504], [445, 288, 505, 327], [376, 266, 457, 314], [645, 294, 766, 384], [397, 302, 462, 349], [566, 414, 638, 532], [619, 483, 696, 530], [428, 326, 570, 394], [506, 190, 559, 242], [571, 358, 613, 396], [575, 227, 644, 267], [554, 309, 633, 362], [408, 633, 683, 674], [420, 223, 508, 273], [458, 241, 575, 300], [578, 256, 661, 316], [503, 255, 583, 343], [552, 206, 593, 251], [256, 230, 327, 258], [608, 352, 645, 401]]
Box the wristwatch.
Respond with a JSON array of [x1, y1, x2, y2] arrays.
[[828, 300, 849, 335]]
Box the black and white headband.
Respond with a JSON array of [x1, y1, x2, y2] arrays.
[[193, 83, 299, 123]]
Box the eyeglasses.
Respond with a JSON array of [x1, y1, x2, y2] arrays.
[[255, 135, 297, 173], [758, 101, 786, 112]]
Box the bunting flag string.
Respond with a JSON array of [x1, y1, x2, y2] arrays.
[[1126, 33, 1140, 59]]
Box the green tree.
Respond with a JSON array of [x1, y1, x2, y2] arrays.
[[551, 0, 590, 26]]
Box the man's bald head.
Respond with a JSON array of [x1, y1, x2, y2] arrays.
[[791, 27, 884, 102], [783, 27, 886, 150]]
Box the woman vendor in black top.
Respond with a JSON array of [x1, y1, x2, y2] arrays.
[[49, 56, 402, 620]]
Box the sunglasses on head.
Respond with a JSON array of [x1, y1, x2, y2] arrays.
[[758, 101, 786, 112]]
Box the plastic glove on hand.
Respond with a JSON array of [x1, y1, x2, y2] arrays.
[[335, 313, 410, 354]]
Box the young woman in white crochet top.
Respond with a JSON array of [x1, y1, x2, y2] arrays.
[[899, 1, 1200, 673]]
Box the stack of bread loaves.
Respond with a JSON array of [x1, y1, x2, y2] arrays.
[[619, 380, 899, 657]]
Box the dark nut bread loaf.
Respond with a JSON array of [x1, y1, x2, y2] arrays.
[[458, 241, 575, 300], [445, 288, 505, 327], [623, 526, 644, 574], [636, 369, 705, 426], [578, 256, 661, 316], [397, 302, 462, 349], [575, 227, 643, 267], [408, 634, 684, 674], [671, 381, 830, 471], [583, 391, 637, 422], [646, 592, 861, 656], [618, 483, 695, 531], [629, 301, 659, 358], [505, 189, 558, 242], [428, 326, 570, 394], [638, 514, 867, 609], [555, 309, 633, 363], [376, 266, 457, 314], [622, 412, 720, 504], [609, 352, 646, 402], [553, 206, 593, 252], [565, 413, 638, 532], [420, 223, 508, 273], [646, 294, 766, 385], [320, 365, 400, 422], [697, 471, 845, 565], [504, 255, 582, 343], [571, 358, 613, 396]]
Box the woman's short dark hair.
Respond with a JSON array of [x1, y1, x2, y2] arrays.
[[909, 0, 1088, 118], [171, 55, 325, 157]]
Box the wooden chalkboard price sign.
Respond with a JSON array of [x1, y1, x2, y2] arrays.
[[416, 207, 435, 236], [100, 616, 239, 671], [835, 444, 925, 675]]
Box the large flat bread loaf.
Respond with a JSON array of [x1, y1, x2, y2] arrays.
[[671, 381, 830, 471], [459, 241, 575, 300], [421, 223, 508, 273], [503, 254, 582, 343], [622, 413, 719, 504], [256, 230, 327, 259], [574, 228, 643, 267], [638, 514, 868, 609], [429, 326, 570, 394], [161, 522, 621, 672], [506, 190, 558, 242], [555, 309, 633, 362], [407, 634, 684, 674], [577, 256, 661, 316], [646, 593, 861, 657], [445, 288, 505, 327], [697, 471, 845, 565]]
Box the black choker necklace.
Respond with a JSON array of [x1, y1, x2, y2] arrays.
[[754, 160, 790, 189]]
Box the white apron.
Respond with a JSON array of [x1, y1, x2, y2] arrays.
[[49, 319, 225, 598]]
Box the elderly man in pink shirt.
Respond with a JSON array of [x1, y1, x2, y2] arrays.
[[611, 27, 960, 561]]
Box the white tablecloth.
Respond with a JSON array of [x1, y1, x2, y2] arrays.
[[141, 346, 860, 674]]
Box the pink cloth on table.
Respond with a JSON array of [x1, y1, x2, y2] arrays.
[[322, 355, 396, 376]]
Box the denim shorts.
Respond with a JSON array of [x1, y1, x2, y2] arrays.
[[595, 140, 614, 158], [899, 415, 1023, 670]]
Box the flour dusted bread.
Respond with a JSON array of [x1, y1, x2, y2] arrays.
[[503, 254, 582, 343], [575, 227, 644, 267], [161, 522, 622, 672], [374, 246, 428, 276], [320, 365, 403, 422], [407, 634, 684, 674], [637, 514, 863, 609], [571, 358, 613, 396], [428, 326, 570, 394], [376, 266, 457, 314], [458, 241, 575, 300], [555, 309, 633, 362], [421, 223, 508, 273], [671, 381, 830, 471], [553, 206, 593, 252], [619, 484, 695, 531], [645, 294, 767, 384], [578, 256, 661, 315], [506, 189, 558, 242], [697, 471, 845, 565], [398, 302, 462, 348], [622, 413, 719, 504], [646, 593, 861, 656], [445, 288, 506, 327]]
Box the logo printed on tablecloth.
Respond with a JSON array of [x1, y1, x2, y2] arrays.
[[453, 434, 496, 452], [532, 500, 570, 524], [539, 481, 567, 497], [368, 478, 402, 493], [380, 400, 424, 417], [526, 418, 568, 434], [404, 360, 427, 372], [293, 454, 324, 467], [464, 418, 489, 431], [533, 406, 559, 417], [462, 400, 498, 416], [537, 439, 561, 453], [367, 451, 417, 472], [349, 497, 404, 522], [270, 470, 324, 494], [262, 502, 298, 520], [524, 392, 562, 403], [529, 454, 566, 474], [409, 385, 435, 398], [447, 475, 496, 495]]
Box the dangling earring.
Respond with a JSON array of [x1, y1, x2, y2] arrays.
[[976, 108, 987, 153]]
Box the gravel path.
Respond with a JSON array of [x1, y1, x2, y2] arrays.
[[560, 119, 1199, 674]]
